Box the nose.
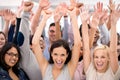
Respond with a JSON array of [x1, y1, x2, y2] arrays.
[[97, 58, 102, 62], [57, 55, 61, 61], [12, 55, 17, 59]]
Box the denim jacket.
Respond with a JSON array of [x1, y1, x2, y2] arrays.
[[0, 67, 29, 80]]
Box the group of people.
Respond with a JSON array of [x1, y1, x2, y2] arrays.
[[0, 0, 120, 80]]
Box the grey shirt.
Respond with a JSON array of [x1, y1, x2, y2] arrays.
[[43, 64, 71, 80], [18, 12, 42, 80]]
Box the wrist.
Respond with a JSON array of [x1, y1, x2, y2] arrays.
[[38, 6, 43, 10], [5, 20, 10, 23]]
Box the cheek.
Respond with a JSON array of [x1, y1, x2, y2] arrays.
[[4, 56, 9, 64], [103, 58, 109, 63], [51, 54, 56, 60], [2, 40, 6, 42], [64, 55, 68, 60], [93, 58, 97, 63], [100, 58, 109, 66]]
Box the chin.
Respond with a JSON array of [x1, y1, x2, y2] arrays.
[[96, 67, 106, 73], [55, 64, 64, 69]]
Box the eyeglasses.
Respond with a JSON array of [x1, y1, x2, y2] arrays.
[[6, 52, 19, 58]]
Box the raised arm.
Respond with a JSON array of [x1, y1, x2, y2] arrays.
[[89, 2, 103, 48], [98, 6, 109, 45], [109, 4, 120, 74], [32, 9, 51, 77], [53, 4, 63, 40], [67, 7, 82, 78], [80, 7, 91, 72], [107, 0, 116, 30], [12, 18, 21, 45], [30, 0, 50, 35], [2, 9, 16, 38]]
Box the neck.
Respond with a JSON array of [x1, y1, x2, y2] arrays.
[[8, 68, 13, 72], [97, 65, 109, 73], [8, 68, 19, 80], [52, 65, 62, 79], [52, 65, 62, 72]]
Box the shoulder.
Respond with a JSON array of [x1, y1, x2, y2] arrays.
[[114, 66, 120, 80], [0, 67, 10, 79], [86, 62, 96, 75], [0, 66, 7, 74], [18, 68, 26, 74]]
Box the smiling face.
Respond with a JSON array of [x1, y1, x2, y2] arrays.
[[93, 49, 109, 73], [4, 47, 19, 67], [51, 46, 68, 69]]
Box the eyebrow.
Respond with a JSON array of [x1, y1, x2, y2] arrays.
[[49, 30, 55, 32]]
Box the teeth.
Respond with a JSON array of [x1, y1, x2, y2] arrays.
[[57, 62, 62, 64], [55, 60, 63, 65], [97, 63, 103, 66], [56, 61, 62, 64], [10, 60, 16, 64]]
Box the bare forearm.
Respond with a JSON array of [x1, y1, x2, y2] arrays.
[[31, 7, 42, 35], [110, 20, 119, 73], [107, 16, 111, 30], [82, 21, 91, 72], [3, 20, 10, 37], [55, 22, 62, 40], [71, 15, 81, 45], [32, 17, 46, 45], [89, 28, 97, 48], [70, 14, 81, 63]]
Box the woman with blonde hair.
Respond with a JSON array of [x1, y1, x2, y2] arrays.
[[81, 1, 120, 80]]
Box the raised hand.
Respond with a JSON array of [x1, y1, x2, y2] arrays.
[[41, 9, 52, 21], [68, 0, 83, 16], [79, 6, 91, 23], [90, 2, 104, 29], [110, 3, 120, 24], [2, 9, 16, 22], [68, 7, 77, 18], [108, 0, 115, 13], [23, 1, 33, 12], [99, 9, 109, 26], [59, 3, 68, 16], [16, 0, 24, 17], [39, 0, 50, 10], [94, 2, 104, 18], [94, 2, 109, 26], [53, 3, 67, 22]]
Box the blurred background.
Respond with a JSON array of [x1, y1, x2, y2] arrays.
[[0, 0, 120, 33]]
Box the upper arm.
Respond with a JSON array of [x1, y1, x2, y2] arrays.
[[32, 15, 49, 77], [32, 43, 48, 77]]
